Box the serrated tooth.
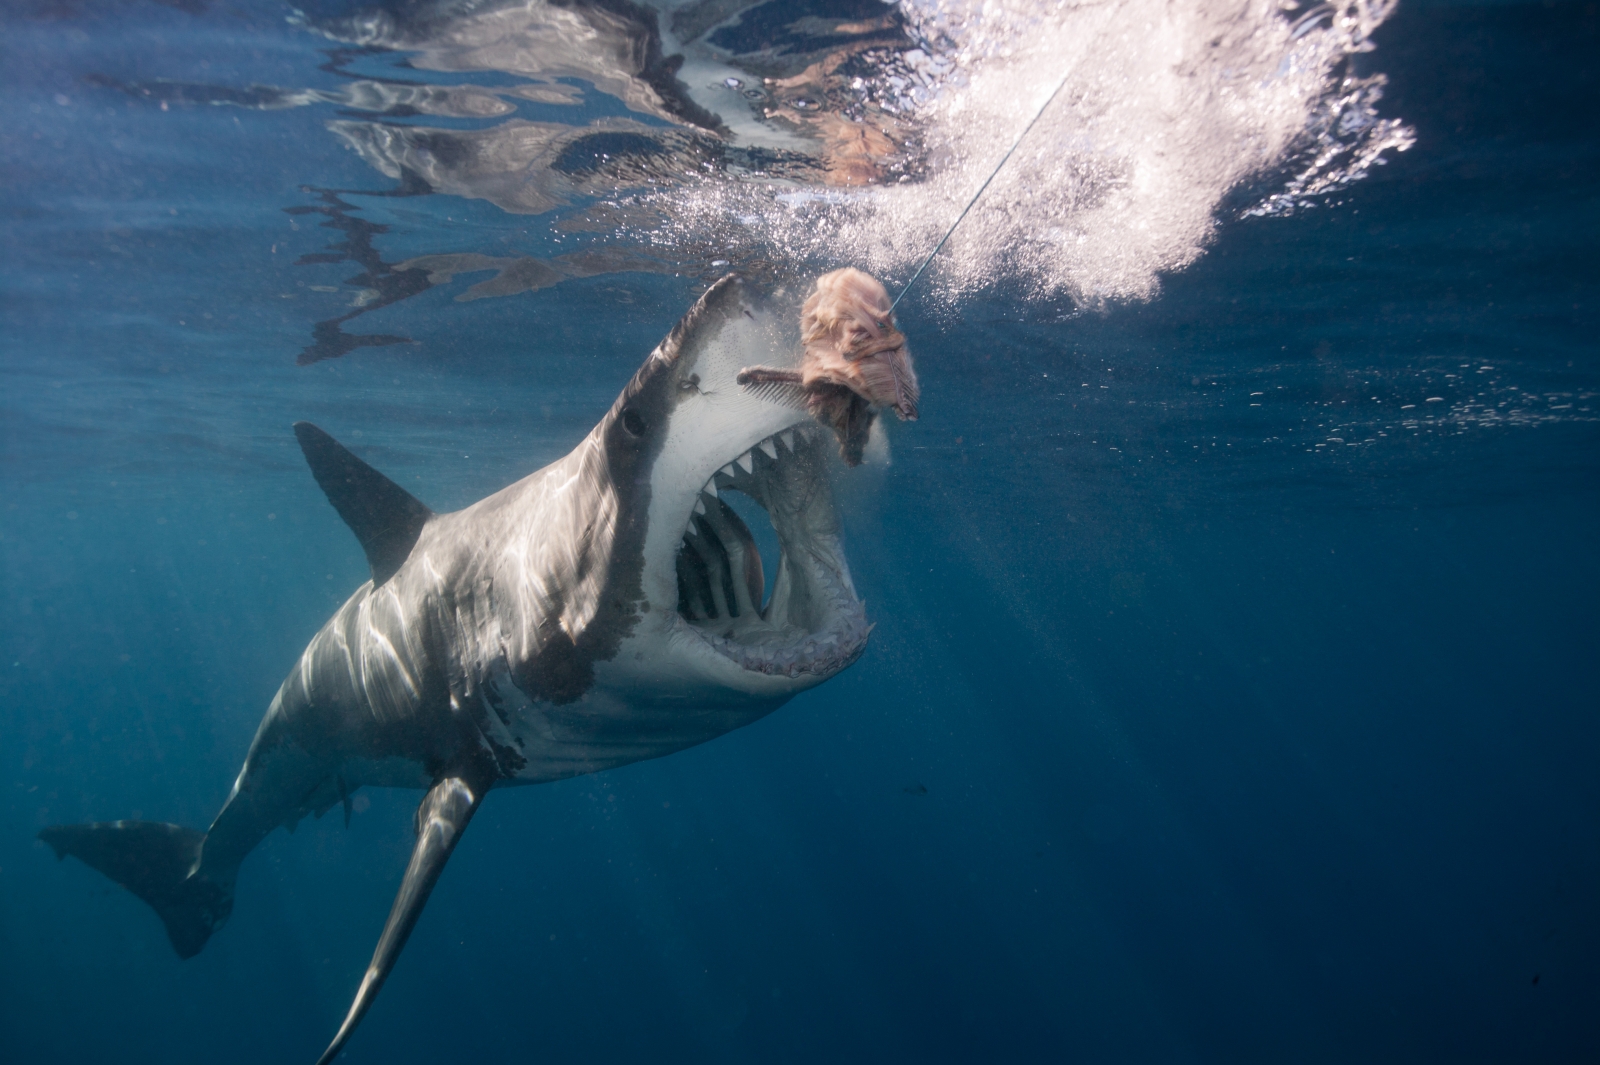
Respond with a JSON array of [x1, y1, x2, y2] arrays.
[[779, 429, 795, 451], [759, 437, 777, 460], [720, 462, 735, 478], [693, 497, 706, 515], [703, 481, 718, 499], [684, 524, 698, 538], [736, 451, 754, 473]]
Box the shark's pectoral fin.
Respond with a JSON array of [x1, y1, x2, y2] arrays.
[[293, 421, 434, 586], [313, 763, 494, 1065]]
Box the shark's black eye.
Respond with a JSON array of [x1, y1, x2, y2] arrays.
[[622, 409, 646, 437]]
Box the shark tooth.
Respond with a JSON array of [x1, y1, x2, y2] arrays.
[[778, 429, 795, 452], [758, 437, 778, 460], [720, 463, 736, 478], [736, 451, 754, 474], [693, 497, 706, 516], [704, 482, 718, 499]]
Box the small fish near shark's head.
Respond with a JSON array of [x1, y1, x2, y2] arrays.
[[592, 274, 870, 710]]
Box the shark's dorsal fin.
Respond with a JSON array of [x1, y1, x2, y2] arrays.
[[293, 422, 433, 586]]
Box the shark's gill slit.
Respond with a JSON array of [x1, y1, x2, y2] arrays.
[[671, 422, 868, 680], [675, 530, 717, 620], [719, 488, 780, 607], [677, 492, 763, 624]]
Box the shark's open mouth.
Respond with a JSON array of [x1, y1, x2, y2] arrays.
[[673, 423, 869, 679]]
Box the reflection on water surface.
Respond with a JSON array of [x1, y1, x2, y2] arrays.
[[46, 0, 1418, 360]]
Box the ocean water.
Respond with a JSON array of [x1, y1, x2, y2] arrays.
[[2, 1, 1596, 1063]]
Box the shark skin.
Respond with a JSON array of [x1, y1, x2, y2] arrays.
[[38, 275, 873, 1064]]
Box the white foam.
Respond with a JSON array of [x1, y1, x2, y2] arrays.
[[640, 0, 1414, 308]]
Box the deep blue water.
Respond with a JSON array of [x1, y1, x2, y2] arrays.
[[3, 2, 1598, 1063]]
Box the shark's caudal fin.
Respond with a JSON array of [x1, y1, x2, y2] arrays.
[[314, 765, 492, 1065], [293, 421, 433, 586], [37, 821, 232, 959]]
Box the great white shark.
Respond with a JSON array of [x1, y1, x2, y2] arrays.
[[39, 275, 878, 1063]]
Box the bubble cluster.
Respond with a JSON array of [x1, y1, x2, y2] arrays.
[[610, 0, 1413, 309]]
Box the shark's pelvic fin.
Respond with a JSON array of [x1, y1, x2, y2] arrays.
[[37, 820, 232, 959], [293, 422, 434, 586], [313, 762, 494, 1065]]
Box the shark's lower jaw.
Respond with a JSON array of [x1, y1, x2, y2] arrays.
[[673, 424, 869, 680]]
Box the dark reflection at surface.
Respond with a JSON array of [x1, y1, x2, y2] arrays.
[[703, 0, 903, 57], [671, 0, 920, 186], [304, 0, 726, 131], [395, 247, 679, 301], [286, 187, 432, 366], [84, 71, 531, 120], [62, 0, 927, 363], [299, 0, 921, 187], [327, 115, 721, 214], [552, 129, 666, 173], [285, 184, 725, 364]]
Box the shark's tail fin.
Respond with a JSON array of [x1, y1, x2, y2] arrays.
[[39, 820, 232, 959]]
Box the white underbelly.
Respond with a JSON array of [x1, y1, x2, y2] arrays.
[[478, 667, 783, 785]]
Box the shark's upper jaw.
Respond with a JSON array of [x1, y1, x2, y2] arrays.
[[671, 421, 869, 681], [612, 273, 870, 695]]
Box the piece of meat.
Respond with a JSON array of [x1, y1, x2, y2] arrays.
[[739, 268, 919, 466], [799, 267, 919, 420]]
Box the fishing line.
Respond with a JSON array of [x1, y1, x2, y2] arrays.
[[889, 70, 1072, 315]]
